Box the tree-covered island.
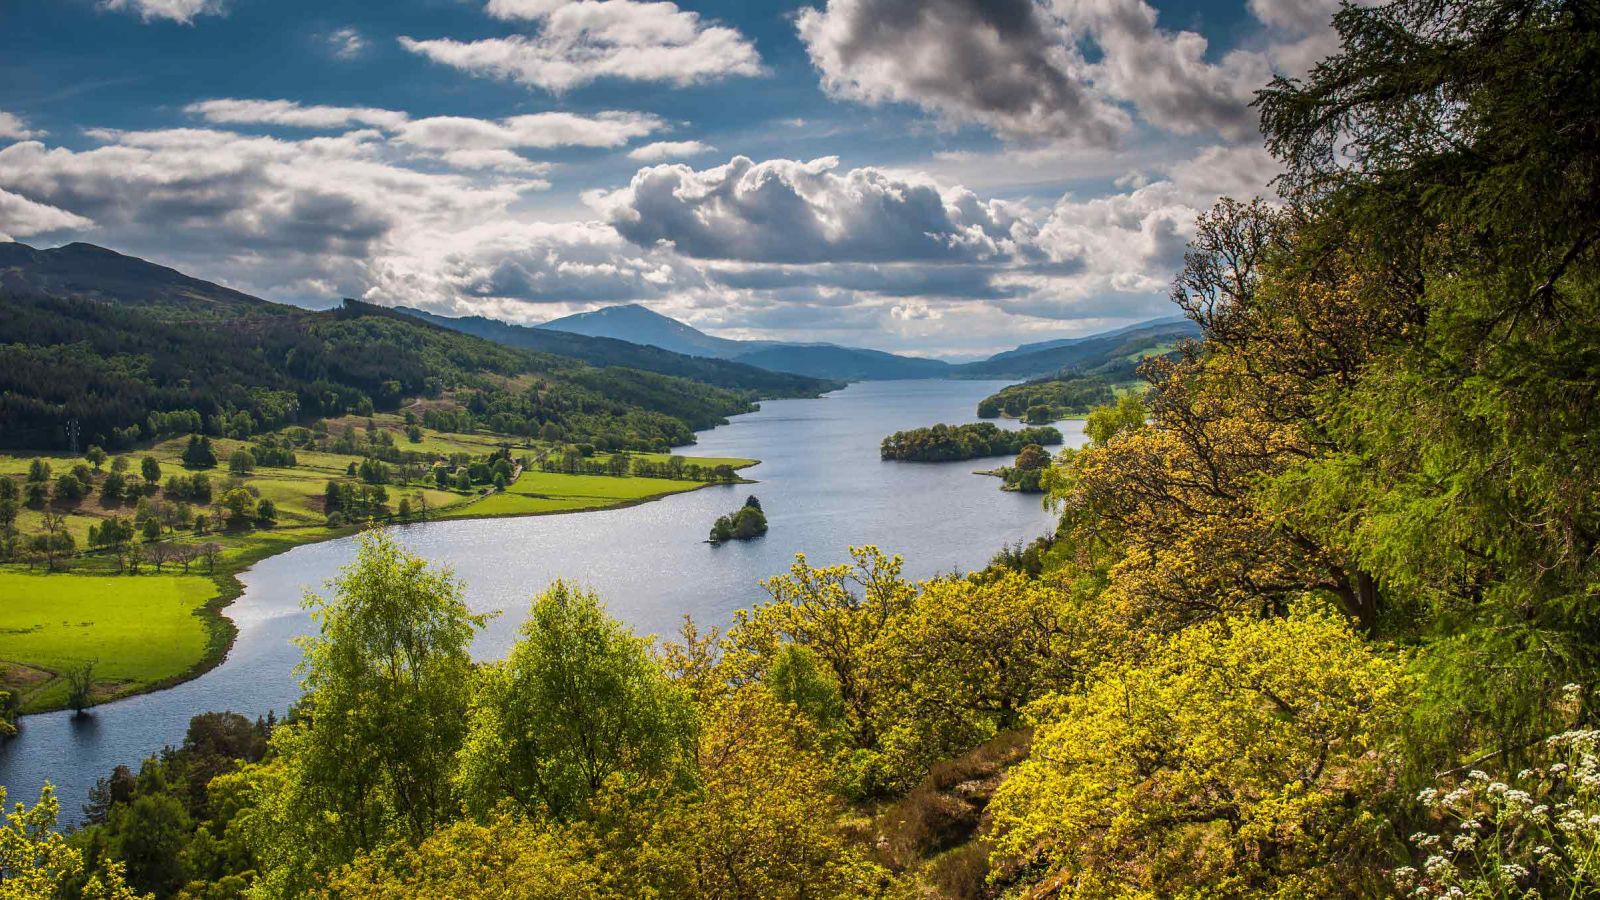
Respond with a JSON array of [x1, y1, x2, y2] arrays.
[[709, 495, 768, 542], [977, 443, 1053, 492], [880, 422, 1062, 462]]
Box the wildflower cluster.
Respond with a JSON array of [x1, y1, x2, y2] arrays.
[[1395, 710, 1600, 897]]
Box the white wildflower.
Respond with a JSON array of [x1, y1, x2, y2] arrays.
[[1425, 854, 1456, 878]]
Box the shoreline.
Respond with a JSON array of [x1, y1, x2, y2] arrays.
[[6, 467, 757, 720]]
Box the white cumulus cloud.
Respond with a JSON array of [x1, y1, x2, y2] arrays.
[[400, 0, 764, 92], [0, 187, 94, 242], [0, 112, 44, 142], [99, 0, 223, 24], [325, 27, 368, 60], [590, 155, 1036, 264], [627, 140, 716, 161], [394, 111, 663, 150]]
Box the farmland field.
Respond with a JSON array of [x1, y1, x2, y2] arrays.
[[0, 571, 218, 712]]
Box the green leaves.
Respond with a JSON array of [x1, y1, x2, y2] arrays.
[[455, 581, 697, 821]]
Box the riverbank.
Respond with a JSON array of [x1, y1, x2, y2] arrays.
[[0, 423, 754, 717]]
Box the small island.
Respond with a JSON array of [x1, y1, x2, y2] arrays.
[[709, 495, 768, 543], [880, 422, 1062, 462], [979, 443, 1053, 492]]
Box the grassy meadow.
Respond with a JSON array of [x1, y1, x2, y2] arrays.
[[0, 571, 218, 712]]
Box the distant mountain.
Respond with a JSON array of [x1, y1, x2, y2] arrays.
[[398, 307, 842, 399], [538, 304, 954, 381], [533, 303, 1200, 382], [538, 304, 743, 358], [958, 318, 1200, 380]]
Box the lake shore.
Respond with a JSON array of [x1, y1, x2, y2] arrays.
[[1, 454, 756, 718]]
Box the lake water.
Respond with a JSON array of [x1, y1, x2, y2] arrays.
[[0, 380, 1075, 822]]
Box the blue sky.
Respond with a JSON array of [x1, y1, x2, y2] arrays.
[[0, 0, 1335, 357]]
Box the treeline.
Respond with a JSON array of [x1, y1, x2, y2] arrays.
[[880, 422, 1062, 461], [537, 447, 740, 483], [40, 534, 1087, 898]]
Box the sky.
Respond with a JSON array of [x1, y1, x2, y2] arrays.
[[0, 0, 1335, 358]]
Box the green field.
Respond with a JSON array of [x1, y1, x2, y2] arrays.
[[454, 470, 726, 518], [0, 416, 756, 714], [0, 571, 219, 712]]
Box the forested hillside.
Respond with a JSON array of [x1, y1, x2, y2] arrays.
[[957, 317, 1198, 379], [17, 1, 1600, 898], [0, 247, 772, 453]]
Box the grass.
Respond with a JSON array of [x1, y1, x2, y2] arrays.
[[448, 470, 724, 519], [0, 571, 218, 712], [0, 421, 757, 714]]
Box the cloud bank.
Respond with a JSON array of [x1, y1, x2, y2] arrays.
[[797, 0, 1338, 146]]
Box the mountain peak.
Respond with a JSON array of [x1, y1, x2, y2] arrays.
[[538, 304, 739, 358]]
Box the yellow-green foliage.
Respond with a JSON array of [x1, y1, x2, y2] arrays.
[[0, 785, 145, 899], [0, 572, 216, 711], [318, 810, 613, 899], [719, 551, 1105, 797], [989, 608, 1411, 897], [319, 688, 886, 899]]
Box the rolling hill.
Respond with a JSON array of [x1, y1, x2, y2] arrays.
[[956, 318, 1200, 380], [983, 315, 1195, 363], [0, 242, 787, 452]]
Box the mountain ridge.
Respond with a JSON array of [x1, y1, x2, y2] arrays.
[[536, 302, 1198, 381], [537, 303, 956, 381], [397, 306, 842, 399]]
